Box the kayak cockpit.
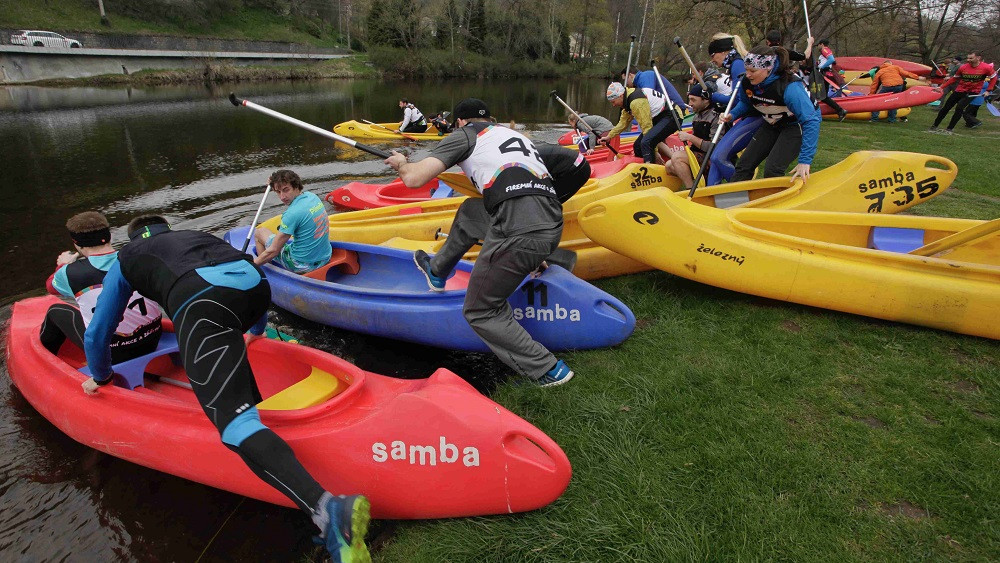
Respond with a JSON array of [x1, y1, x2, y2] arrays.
[[74, 334, 356, 411]]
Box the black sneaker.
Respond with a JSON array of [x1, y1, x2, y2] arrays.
[[969, 121, 983, 129], [837, 109, 848, 122], [413, 250, 446, 292]]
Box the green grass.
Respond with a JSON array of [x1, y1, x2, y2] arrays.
[[0, 0, 345, 47], [374, 106, 1000, 561]]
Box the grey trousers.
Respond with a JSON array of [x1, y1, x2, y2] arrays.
[[430, 198, 561, 380]]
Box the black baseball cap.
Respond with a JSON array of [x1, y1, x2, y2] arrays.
[[453, 98, 490, 120]]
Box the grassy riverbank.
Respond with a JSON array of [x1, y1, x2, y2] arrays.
[[370, 107, 1000, 561], [0, 0, 344, 47]]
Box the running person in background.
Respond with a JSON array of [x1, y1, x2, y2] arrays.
[[600, 82, 672, 163], [385, 98, 577, 387], [868, 61, 922, 122], [396, 98, 427, 133], [660, 84, 724, 190], [82, 215, 370, 563], [726, 45, 821, 182], [705, 32, 763, 185], [930, 51, 996, 134], [568, 112, 614, 153], [961, 72, 998, 128], [254, 169, 331, 274], [767, 30, 847, 120], [41, 211, 162, 361]]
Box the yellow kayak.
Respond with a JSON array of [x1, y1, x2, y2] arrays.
[[824, 107, 912, 121], [578, 192, 999, 339], [332, 120, 444, 141], [259, 152, 955, 281]]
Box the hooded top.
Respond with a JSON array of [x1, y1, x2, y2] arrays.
[[728, 64, 821, 165], [869, 62, 921, 94]]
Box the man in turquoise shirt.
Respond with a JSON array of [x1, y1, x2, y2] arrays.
[[254, 169, 332, 273]]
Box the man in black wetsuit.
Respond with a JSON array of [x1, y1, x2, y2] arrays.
[[82, 215, 370, 563]]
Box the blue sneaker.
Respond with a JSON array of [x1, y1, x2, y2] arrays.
[[537, 360, 574, 387], [414, 250, 446, 292], [321, 494, 371, 563]]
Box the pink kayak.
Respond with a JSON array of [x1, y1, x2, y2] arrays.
[[835, 57, 932, 76], [821, 86, 941, 114], [327, 177, 452, 211]]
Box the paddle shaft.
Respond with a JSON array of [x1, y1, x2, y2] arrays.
[[673, 37, 709, 91], [550, 91, 619, 155], [909, 218, 1000, 257], [802, 0, 825, 97], [624, 35, 636, 86], [242, 184, 272, 253], [229, 93, 393, 159], [689, 74, 743, 196], [651, 61, 685, 133], [362, 119, 419, 141]]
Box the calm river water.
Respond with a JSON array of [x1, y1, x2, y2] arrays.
[[0, 77, 630, 561]]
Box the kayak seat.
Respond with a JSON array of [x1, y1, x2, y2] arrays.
[[303, 249, 360, 281], [869, 226, 925, 253], [430, 181, 454, 199], [79, 332, 181, 390], [714, 191, 751, 208], [257, 366, 348, 410]]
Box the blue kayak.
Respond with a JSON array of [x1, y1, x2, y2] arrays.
[[224, 227, 635, 352]]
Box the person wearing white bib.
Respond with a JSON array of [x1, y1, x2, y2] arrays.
[[41, 211, 162, 363], [385, 98, 576, 387]]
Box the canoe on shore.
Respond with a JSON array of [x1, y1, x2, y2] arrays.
[[578, 193, 999, 339], [7, 296, 573, 519], [835, 57, 932, 76], [287, 152, 955, 281], [225, 227, 636, 352]]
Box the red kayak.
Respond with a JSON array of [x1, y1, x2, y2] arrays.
[[821, 86, 941, 114], [327, 177, 453, 211], [835, 57, 932, 76], [557, 124, 639, 145], [6, 296, 572, 519]]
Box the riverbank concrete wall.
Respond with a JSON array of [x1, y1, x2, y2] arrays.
[[0, 46, 347, 83]]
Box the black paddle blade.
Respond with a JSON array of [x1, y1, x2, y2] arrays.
[[545, 248, 578, 272]]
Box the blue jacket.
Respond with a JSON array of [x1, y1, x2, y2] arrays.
[[729, 65, 822, 165], [633, 70, 686, 108]]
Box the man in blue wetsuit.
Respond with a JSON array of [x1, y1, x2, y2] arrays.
[[254, 169, 331, 274], [82, 215, 370, 563]]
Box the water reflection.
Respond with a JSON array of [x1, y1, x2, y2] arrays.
[[0, 76, 648, 561]]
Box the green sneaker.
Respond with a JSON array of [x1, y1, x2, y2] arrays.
[[322, 495, 371, 563]]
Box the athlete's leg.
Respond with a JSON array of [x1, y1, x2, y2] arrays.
[[429, 197, 490, 277], [463, 225, 561, 380], [731, 122, 780, 182], [707, 117, 762, 185], [39, 303, 86, 354], [933, 92, 964, 127], [946, 94, 974, 130], [640, 116, 678, 164], [761, 122, 803, 178], [169, 279, 325, 514], [963, 102, 983, 126]]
